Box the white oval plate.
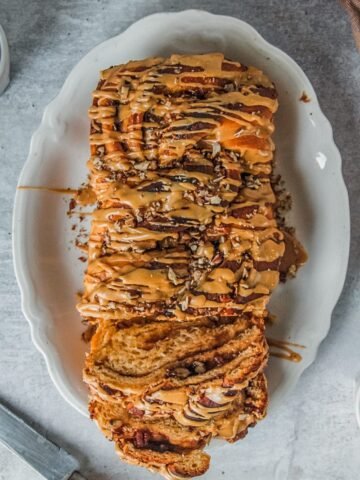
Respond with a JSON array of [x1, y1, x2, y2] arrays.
[[13, 10, 349, 418]]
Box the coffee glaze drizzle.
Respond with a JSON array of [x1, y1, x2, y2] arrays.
[[18, 186, 78, 195], [17, 185, 97, 207], [78, 53, 306, 327], [267, 337, 305, 363]]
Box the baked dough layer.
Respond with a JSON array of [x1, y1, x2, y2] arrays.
[[78, 53, 300, 479]]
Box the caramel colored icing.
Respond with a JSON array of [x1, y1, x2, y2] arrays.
[[17, 186, 77, 194], [268, 337, 305, 363], [79, 50, 291, 321], [75, 185, 97, 205]]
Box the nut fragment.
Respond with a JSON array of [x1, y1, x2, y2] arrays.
[[192, 361, 206, 374], [134, 161, 150, 171], [192, 270, 203, 283], [179, 296, 189, 311], [211, 253, 223, 265], [210, 196, 222, 205], [241, 267, 249, 280], [120, 85, 129, 100], [172, 367, 190, 379], [167, 267, 183, 286], [288, 264, 297, 278], [93, 156, 103, 170], [245, 174, 262, 190], [211, 142, 221, 158], [224, 83, 235, 92], [229, 151, 238, 162]]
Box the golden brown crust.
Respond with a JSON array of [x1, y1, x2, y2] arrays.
[[77, 53, 302, 479]]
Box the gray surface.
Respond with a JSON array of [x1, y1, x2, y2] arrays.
[[0, 401, 79, 480], [0, 1, 359, 479]]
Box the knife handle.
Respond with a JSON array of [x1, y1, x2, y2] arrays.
[[69, 472, 88, 480]]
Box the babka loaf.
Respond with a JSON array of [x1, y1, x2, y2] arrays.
[[77, 53, 305, 478]]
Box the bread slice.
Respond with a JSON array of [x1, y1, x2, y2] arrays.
[[84, 313, 267, 403], [89, 373, 267, 478], [91, 396, 211, 478]]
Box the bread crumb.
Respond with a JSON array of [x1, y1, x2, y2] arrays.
[[299, 91, 311, 103]]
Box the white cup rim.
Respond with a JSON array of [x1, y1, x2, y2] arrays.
[[0, 24, 10, 94]]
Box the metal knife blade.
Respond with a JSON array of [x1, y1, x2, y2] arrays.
[[0, 401, 84, 480]]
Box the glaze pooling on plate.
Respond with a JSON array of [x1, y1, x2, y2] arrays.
[[13, 11, 349, 424]]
